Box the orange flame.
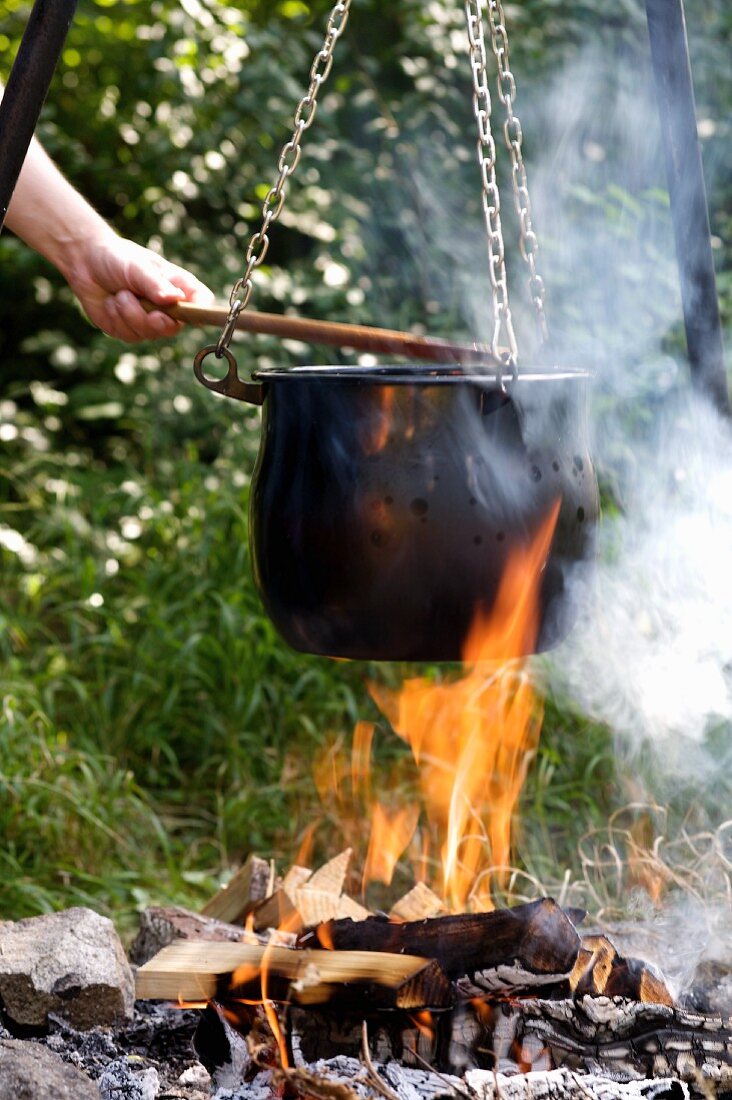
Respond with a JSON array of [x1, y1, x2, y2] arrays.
[[367, 500, 560, 910], [410, 1009, 435, 1041], [351, 720, 375, 799], [362, 802, 420, 892]]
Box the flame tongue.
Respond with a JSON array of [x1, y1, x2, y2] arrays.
[[369, 500, 561, 911]]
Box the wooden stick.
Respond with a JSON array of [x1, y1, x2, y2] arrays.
[[143, 300, 500, 367], [135, 940, 452, 1009]]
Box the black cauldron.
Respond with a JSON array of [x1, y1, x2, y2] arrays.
[[196, 360, 599, 662]]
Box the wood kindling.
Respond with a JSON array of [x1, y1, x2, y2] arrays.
[[134, 941, 453, 1009], [202, 854, 272, 924], [388, 882, 445, 923]]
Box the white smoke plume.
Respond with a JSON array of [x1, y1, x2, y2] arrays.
[[377, 12, 732, 790]]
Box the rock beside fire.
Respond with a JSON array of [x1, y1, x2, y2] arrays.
[[0, 907, 134, 1030], [0, 1038, 100, 1098]]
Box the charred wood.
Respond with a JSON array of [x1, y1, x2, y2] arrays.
[[570, 936, 673, 1006], [303, 899, 580, 990], [489, 995, 732, 1090]]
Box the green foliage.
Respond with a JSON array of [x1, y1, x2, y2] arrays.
[[0, 0, 730, 924]]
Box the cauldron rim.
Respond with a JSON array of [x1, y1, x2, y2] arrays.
[[252, 363, 591, 385]]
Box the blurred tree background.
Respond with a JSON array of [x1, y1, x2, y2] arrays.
[[0, 0, 730, 926]]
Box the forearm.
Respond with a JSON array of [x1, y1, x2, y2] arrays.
[[0, 83, 213, 342], [5, 137, 114, 282]]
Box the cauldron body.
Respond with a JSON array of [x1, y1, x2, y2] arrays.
[[248, 366, 598, 662]]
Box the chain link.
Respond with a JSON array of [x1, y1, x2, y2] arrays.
[[464, 0, 517, 362], [215, 1, 352, 357], [484, 0, 548, 341], [214, 0, 544, 367]]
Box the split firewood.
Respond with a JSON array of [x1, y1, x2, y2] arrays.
[[388, 883, 445, 923], [252, 866, 313, 932], [294, 850, 357, 927], [570, 935, 673, 1006], [283, 864, 314, 894], [254, 851, 369, 931], [135, 940, 453, 1010], [336, 895, 372, 922], [202, 855, 273, 924], [293, 890, 372, 927], [302, 850, 352, 896], [301, 899, 580, 991]]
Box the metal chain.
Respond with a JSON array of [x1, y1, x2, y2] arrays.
[[465, 0, 518, 362], [215, 1, 352, 357], [484, 0, 548, 341]]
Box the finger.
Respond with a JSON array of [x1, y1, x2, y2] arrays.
[[103, 297, 146, 344], [115, 290, 180, 340]]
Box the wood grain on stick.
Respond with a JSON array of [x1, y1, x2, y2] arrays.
[[142, 300, 500, 367]]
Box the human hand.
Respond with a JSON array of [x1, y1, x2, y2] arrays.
[[64, 232, 215, 344]]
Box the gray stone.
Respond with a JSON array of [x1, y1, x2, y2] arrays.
[[0, 1038, 99, 1099], [0, 907, 134, 1030]]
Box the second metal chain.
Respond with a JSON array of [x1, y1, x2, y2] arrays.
[[465, 0, 518, 362], [484, 0, 548, 341], [215, 1, 352, 357]]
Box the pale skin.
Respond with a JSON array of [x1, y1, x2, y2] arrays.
[[5, 136, 214, 344]]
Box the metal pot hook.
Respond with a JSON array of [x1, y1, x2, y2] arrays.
[[193, 345, 265, 406]]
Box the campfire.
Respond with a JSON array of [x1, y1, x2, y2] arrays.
[[126, 517, 732, 1100]]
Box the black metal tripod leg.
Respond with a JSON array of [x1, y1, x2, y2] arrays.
[[644, 0, 730, 416], [0, 0, 78, 234]]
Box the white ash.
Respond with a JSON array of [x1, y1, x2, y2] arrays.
[[455, 961, 571, 997], [465, 1067, 689, 1100], [212, 1056, 462, 1100], [99, 1057, 161, 1100], [210, 1055, 690, 1100], [179, 1062, 213, 1089]]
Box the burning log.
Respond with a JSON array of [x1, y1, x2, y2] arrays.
[[301, 899, 581, 991], [135, 941, 453, 1010]]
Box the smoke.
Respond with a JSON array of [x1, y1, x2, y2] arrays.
[[522, 31, 732, 791], [557, 389, 732, 775], [357, 8, 732, 795]]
